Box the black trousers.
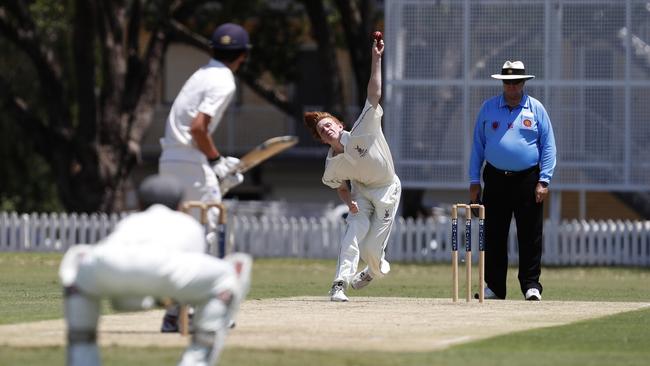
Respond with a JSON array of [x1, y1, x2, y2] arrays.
[[482, 163, 543, 299]]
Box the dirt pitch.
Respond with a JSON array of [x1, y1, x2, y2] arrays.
[[1, 297, 648, 351]]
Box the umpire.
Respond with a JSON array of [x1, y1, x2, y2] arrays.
[[469, 61, 556, 301]]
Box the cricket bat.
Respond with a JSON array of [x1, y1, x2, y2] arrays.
[[230, 135, 299, 174]]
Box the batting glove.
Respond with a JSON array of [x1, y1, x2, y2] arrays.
[[220, 173, 244, 195], [211, 156, 240, 180]]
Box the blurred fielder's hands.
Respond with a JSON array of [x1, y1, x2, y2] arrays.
[[212, 156, 240, 179], [219, 173, 244, 195], [535, 182, 549, 203], [348, 200, 359, 214]]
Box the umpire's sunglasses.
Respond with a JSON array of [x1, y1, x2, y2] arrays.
[[502, 79, 524, 85]]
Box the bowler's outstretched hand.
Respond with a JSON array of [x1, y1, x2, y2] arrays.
[[373, 36, 384, 55]]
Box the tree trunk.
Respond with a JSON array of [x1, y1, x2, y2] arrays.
[[336, 0, 374, 110], [301, 0, 345, 118]]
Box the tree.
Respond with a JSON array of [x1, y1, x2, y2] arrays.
[[0, 0, 381, 213], [1, 0, 175, 212]]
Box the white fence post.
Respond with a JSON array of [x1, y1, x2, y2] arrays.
[[640, 221, 650, 266]]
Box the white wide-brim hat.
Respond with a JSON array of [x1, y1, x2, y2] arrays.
[[491, 60, 535, 80]]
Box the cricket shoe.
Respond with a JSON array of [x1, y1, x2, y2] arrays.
[[350, 268, 373, 290], [473, 286, 500, 300], [329, 281, 348, 302], [160, 312, 194, 333], [161, 313, 180, 333], [525, 288, 542, 301]]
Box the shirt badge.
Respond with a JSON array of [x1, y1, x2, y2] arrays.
[[354, 145, 368, 158], [523, 119, 532, 127], [491, 121, 499, 130]]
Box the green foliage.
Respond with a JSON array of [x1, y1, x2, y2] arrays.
[[28, 0, 68, 42], [0, 100, 62, 212], [0, 132, 62, 212], [0, 113, 62, 211], [246, 4, 307, 83], [173, 0, 306, 84], [0, 13, 63, 212], [1, 0, 378, 211], [0, 39, 41, 110]]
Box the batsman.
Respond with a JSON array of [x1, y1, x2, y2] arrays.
[[303, 31, 401, 302], [158, 23, 250, 331]]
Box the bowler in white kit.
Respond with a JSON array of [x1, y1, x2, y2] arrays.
[[59, 175, 252, 366], [303, 35, 401, 302]]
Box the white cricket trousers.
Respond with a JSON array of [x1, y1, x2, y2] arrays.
[[159, 160, 223, 230], [334, 175, 401, 285], [75, 245, 238, 302]]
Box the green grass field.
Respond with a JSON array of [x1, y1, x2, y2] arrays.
[[0, 252, 649, 366]]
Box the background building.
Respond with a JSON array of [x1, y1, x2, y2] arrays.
[[137, 0, 650, 220]]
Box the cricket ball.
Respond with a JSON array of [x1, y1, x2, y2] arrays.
[[372, 31, 383, 42]]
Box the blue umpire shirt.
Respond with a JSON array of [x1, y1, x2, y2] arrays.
[[469, 93, 556, 185]]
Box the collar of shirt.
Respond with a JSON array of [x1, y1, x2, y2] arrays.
[[499, 93, 530, 109], [340, 130, 351, 147], [208, 58, 227, 68], [327, 130, 356, 165]]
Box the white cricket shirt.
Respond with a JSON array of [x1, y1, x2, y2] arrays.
[[322, 100, 396, 189], [69, 205, 228, 298], [160, 59, 236, 163], [95, 204, 205, 254]]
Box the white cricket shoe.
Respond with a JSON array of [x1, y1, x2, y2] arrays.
[[329, 281, 348, 302], [350, 268, 373, 290], [525, 288, 542, 301]]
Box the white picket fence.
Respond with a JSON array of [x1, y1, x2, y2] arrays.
[[0, 212, 129, 252], [1, 211, 649, 266]]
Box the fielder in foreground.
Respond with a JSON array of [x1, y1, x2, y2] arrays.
[[303, 31, 401, 302], [58, 175, 252, 366]]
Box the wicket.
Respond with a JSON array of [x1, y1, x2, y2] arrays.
[[451, 203, 485, 303], [181, 200, 228, 258], [178, 200, 228, 336]]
